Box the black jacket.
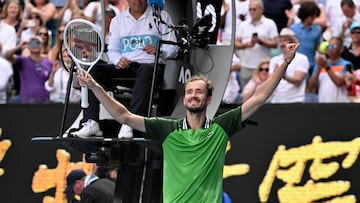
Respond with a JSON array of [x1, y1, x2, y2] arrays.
[[80, 179, 115, 203]]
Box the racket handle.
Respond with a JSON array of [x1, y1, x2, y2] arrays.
[[81, 87, 89, 108]]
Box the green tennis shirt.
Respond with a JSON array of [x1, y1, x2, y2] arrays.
[[144, 106, 244, 203]]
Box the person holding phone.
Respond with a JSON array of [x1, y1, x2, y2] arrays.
[[4, 36, 53, 103], [235, 0, 278, 91]]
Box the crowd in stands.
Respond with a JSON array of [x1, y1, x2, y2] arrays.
[[0, 0, 126, 104], [220, 0, 360, 104], [0, 0, 359, 104]]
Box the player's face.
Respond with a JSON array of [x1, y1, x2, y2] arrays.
[[183, 80, 211, 113]]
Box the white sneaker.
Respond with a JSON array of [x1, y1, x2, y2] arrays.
[[118, 124, 133, 138], [72, 119, 103, 138]]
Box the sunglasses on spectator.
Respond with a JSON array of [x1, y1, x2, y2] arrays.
[[259, 67, 269, 72], [327, 45, 338, 50], [58, 29, 64, 34], [38, 32, 48, 36], [28, 40, 41, 47], [350, 30, 360, 34], [249, 8, 257, 12], [28, 15, 40, 20]]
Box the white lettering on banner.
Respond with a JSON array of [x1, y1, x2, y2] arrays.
[[178, 66, 192, 84], [121, 35, 159, 53], [196, 2, 216, 32]]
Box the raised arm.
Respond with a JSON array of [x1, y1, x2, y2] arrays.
[[241, 43, 300, 121], [77, 70, 146, 132]]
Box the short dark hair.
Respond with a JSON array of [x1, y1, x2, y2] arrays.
[[185, 75, 214, 97], [341, 0, 355, 8], [297, 1, 320, 21], [329, 36, 344, 47], [30, 0, 49, 5]]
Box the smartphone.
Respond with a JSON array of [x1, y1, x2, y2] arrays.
[[238, 14, 246, 21], [27, 20, 36, 28]]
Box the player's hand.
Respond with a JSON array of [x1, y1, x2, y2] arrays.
[[77, 69, 96, 89]]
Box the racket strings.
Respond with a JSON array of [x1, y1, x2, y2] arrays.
[[66, 23, 102, 64]]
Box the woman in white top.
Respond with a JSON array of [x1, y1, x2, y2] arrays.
[[242, 58, 270, 102], [45, 47, 81, 103], [18, 9, 43, 44]]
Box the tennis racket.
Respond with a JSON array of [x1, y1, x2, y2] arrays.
[[63, 19, 104, 108]]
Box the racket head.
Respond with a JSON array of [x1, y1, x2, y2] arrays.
[[63, 19, 104, 67]]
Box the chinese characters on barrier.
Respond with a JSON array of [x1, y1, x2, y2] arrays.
[[223, 141, 250, 178], [0, 128, 11, 176], [259, 136, 359, 203], [2, 131, 359, 202], [32, 149, 95, 203]]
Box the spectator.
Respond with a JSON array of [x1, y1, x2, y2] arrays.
[[45, 47, 81, 103], [341, 22, 360, 101], [292, 0, 327, 30], [104, 7, 116, 44], [64, 169, 115, 203], [326, 0, 360, 33], [1, 0, 23, 31], [1, 0, 23, 103], [308, 36, 353, 102], [234, 0, 278, 90], [0, 21, 16, 103], [269, 28, 309, 103], [22, 26, 51, 57], [241, 58, 270, 102], [222, 54, 241, 104], [0, 57, 13, 103], [83, 0, 120, 31], [55, 0, 83, 24], [24, 0, 57, 40], [290, 0, 321, 76], [342, 21, 360, 69], [332, 0, 360, 48], [263, 0, 293, 32], [48, 23, 66, 62], [18, 9, 44, 44], [5, 36, 52, 103], [220, 0, 249, 45], [70, 0, 177, 138]]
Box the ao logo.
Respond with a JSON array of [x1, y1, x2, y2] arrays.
[[178, 66, 192, 84], [196, 2, 217, 32]]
